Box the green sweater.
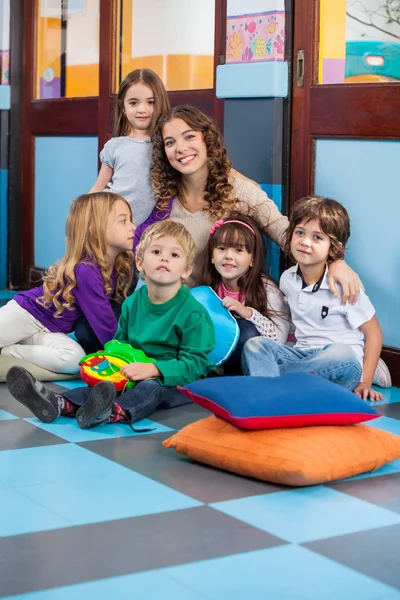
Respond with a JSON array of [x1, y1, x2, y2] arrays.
[[114, 286, 216, 387]]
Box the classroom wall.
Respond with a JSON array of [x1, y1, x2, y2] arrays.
[[34, 137, 98, 267], [315, 139, 400, 349], [36, 0, 217, 97], [37, 0, 99, 98], [120, 0, 215, 90], [217, 0, 287, 279], [0, 0, 10, 289]]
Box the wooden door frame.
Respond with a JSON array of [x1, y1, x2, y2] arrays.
[[291, 1, 400, 203], [290, 0, 400, 385], [8, 0, 25, 288], [11, 0, 226, 288]]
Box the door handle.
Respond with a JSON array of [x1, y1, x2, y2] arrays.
[[296, 50, 304, 87]]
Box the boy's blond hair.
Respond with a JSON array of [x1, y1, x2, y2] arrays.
[[135, 220, 197, 269]]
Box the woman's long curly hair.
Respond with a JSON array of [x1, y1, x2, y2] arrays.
[[37, 193, 133, 317], [198, 212, 280, 319], [152, 105, 236, 218]]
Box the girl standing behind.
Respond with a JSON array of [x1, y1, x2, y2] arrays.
[[90, 69, 170, 226], [199, 213, 290, 373], [0, 193, 134, 374]]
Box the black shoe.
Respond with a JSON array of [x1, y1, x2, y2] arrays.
[[6, 366, 60, 423], [75, 382, 116, 429]]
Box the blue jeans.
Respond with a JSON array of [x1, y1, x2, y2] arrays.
[[63, 379, 191, 423], [241, 338, 362, 391], [223, 318, 260, 375]]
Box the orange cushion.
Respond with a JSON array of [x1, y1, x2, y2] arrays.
[[163, 416, 400, 486]]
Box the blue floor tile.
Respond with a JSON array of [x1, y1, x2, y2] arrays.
[[24, 416, 173, 442], [16, 470, 202, 527], [0, 444, 130, 487], [52, 380, 87, 390], [339, 458, 400, 482], [211, 487, 400, 543], [365, 416, 400, 436], [162, 545, 400, 600], [0, 487, 71, 537], [368, 386, 400, 405], [5, 572, 209, 600], [0, 408, 18, 420]]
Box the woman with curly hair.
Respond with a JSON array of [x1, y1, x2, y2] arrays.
[[0, 193, 134, 373], [134, 105, 361, 301]]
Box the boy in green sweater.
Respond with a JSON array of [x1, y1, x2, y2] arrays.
[[7, 221, 216, 429]]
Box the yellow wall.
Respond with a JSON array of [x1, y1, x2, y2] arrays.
[[36, 17, 61, 98], [119, 0, 213, 91], [121, 55, 214, 91], [66, 64, 99, 97], [318, 0, 346, 83], [36, 15, 99, 98]]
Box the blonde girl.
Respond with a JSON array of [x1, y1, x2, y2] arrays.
[[0, 193, 134, 374]]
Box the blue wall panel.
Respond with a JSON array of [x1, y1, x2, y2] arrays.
[[0, 169, 7, 288], [217, 62, 288, 99], [0, 86, 10, 110], [315, 139, 400, 349], [261, 184, 282, 282], [35, 137, 98, 268]]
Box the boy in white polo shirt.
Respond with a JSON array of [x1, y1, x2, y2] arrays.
[[242, 196, 389, 401]]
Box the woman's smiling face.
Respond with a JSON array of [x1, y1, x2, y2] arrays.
[[162, 118, 208, 177]]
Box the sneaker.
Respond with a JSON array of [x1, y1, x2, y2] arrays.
[[75, 382, 116, 429], [373, 358, 392, 389], [108, 402, 156, 433], [6, 366, 60, 423]]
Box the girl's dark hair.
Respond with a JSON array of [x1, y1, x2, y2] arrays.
[[113, 69, 170, 137], [152, 105, 235, 218], [198, 212, 280, 318], [285, 196, 350, 262]]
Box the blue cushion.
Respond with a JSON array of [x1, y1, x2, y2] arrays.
[[179, 372, 381, 429], [132, 283, 239, 367]]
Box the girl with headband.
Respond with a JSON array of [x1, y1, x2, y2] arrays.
[[198, 213, 290, 374]]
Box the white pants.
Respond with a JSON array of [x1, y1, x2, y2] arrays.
[[0, 300, 85, 374]]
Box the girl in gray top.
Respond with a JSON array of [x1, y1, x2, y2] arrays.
[[90, 69, 170, 226]]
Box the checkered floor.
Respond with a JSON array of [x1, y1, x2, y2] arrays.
[[1, 380, 400, 599]]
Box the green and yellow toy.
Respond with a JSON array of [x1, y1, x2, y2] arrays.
[[79, 340, 156, 391]]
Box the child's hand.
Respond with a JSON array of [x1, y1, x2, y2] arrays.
[[354, 382, 384, 402], [222, 297, 252, 319], [121, 362, 160, 381]]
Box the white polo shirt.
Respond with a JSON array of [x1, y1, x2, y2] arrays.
[[279, 265, 375, 365]]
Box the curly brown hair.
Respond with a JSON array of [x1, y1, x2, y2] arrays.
[[284, 196, 350, 262], [198, 212, 282, 319], [37, 193, 133, 317], [151, 105, 236, 219]]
